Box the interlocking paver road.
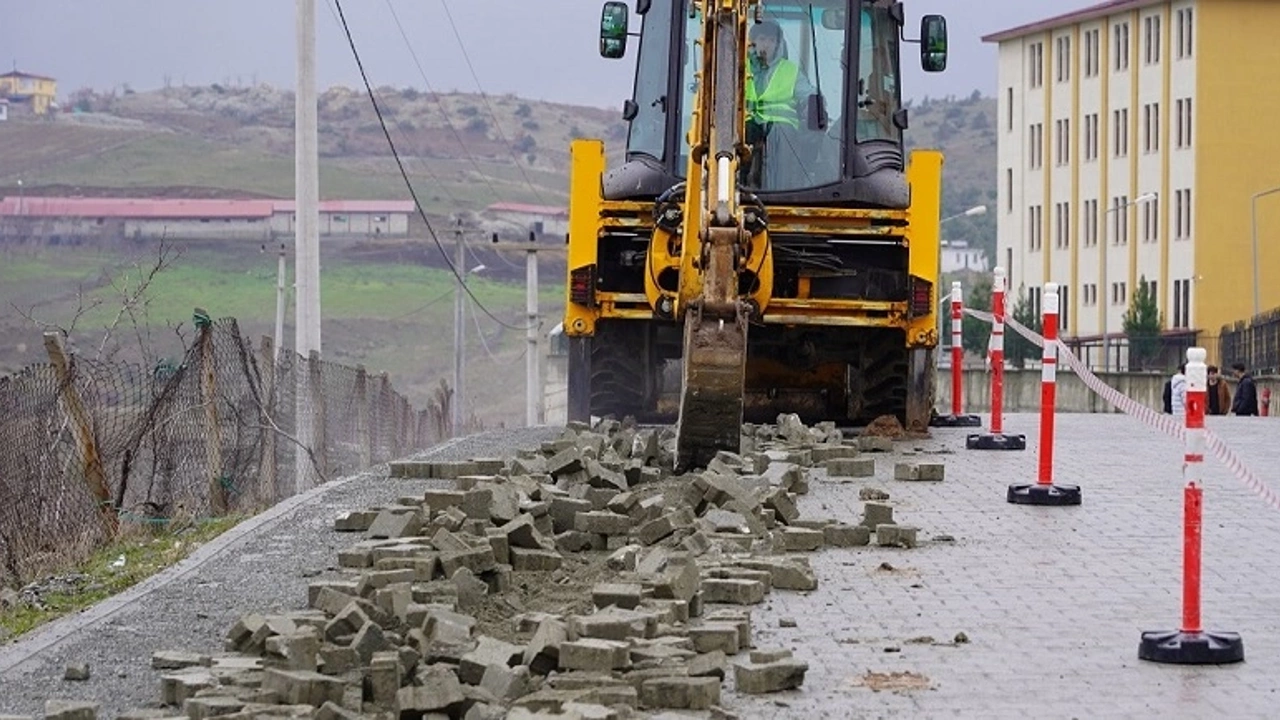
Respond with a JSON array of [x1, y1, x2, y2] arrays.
[[728, 413, 1280, 719]]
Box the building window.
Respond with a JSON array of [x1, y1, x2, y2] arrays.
[[1082, 199, 1099, 247], [1174, 188, 1192, 240], [1083, 113, 1099, 161], [1056, 36, 1071, 83], [1030, 286, 1042, 320], [1143, 102, 1160, 153], [1143, 14, 1162, 65], [1055, 118, 1071, 165], [1114, 22, 1130, 72], [1176, 8, 1194, 59], [1006, 87, 1014, 131], [1084, 28, 1100, 77], [1029, 205, 1043, 251], [1113, 108, 1129, 157], [1175, 98, 1192, 148], [1112, 282, 1128, 306], [1006, 168, 1013, 213], [1112, 195, 1129, 245], [1142, 196, 1160, 243], [1053, 201, 1072, 249], [1029, 42, 1044, 88], [1060, 285, 1070, 331], [1029, 122, 1044, 169], [1172, 278, 1192, 328]]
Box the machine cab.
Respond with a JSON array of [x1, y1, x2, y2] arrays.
[[599, 0, 946, 209]]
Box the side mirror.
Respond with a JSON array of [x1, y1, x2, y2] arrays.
[[920, 15, 947, 72], [600, 2, 629, 59]]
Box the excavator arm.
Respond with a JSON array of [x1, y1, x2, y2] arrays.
[[670, 0, 762, 470]]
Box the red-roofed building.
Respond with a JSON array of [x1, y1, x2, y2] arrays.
[[484, 201, 568, 238], [0, 196, 414, 241]]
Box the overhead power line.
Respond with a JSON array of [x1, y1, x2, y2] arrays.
[[330, 0, 533, 331]]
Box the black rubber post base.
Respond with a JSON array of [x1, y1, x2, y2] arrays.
[[965, 432, 1027, 450], [1007, 482, 1082, 506], [931, 413, 983, 428], [1139, 630, 1244, 664]]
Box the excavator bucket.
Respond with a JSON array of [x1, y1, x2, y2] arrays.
[[675, 301, 748, 470]]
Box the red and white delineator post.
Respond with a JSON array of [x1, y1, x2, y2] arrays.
[[931, 281, 981, 427], [1007, 282, 1080, 504], [1139, 347, 1244, 664], [967, 266, 1026, 450]]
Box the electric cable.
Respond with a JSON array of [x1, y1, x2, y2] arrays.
[[331, 0, 534, 331]]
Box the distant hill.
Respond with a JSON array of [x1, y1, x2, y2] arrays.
[[0, 84, 996, 255]]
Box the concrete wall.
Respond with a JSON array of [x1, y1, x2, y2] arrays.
[[937, 367, 1280, 414]]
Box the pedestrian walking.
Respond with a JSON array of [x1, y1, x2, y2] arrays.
[[1230, 362, 1259, 416], [1206, 364, 1232, 416]]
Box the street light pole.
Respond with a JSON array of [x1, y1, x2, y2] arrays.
[[1250, 186, 1280, 318], [1101, 192, 1158, 373], [453, 220, 466, 437], [16, 178, 23, 216]]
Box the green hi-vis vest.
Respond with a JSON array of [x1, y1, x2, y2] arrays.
[[746, 59, 800, 129]]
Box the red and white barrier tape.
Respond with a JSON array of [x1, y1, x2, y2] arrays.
[[962, 307, 1280, 513]]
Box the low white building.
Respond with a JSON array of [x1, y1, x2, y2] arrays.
[[484, 202, 568, 240], [941, 240, 989, 274]]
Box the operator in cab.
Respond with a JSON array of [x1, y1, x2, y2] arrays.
[[744, 19, 818, 189]]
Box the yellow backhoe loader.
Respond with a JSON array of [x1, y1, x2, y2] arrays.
[[564, 0, 949, 469]]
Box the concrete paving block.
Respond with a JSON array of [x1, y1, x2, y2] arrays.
[[460, 488, 493, 521], [152, 651, 213, 670], [876, 524, 920, 548], [638, 676, 721, 710], [332, 510, 377, 532], [509, 547, 563, 572], [366, 509, 422, 540], [182, 695, 246, 720], [894, 462, 945, 481], [422, 490, 466, 514], [732, 558, 817, 591], [262, 669, 346, 707], [424, 607, 476, 645], [749, 648, 793, 663], [857, 435, 895, 452], [824, 457, 875, 478], [160, 670, 218, 706], [592, 583, 644, 610], [458, 636, 524, 685], [395, 668, 464, 713], [560, 638, 632, 671], [606, 545, 639, 572], [778, 527, 824, 552], [823, 522, 872, 547], [387, 460, 431, 478], [313, 701, 362, 720], [700, 579, 765, 605], [572, 608, 659, 641], [732, 658, 808, 694], [860, 501, 894, 529], [365, 652, 400, 708], [703, 609, 751, 649], [687, 623, 740, 655], [523, 617, 569, 675], [759, 487, 799, 524], [575, 511, 633, 536], [688, 650, 727, 680], [42, 701, 99, 720], [472, 457, 506, 474], [647, 558, 701, 602]]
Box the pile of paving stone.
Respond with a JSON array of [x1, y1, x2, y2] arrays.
[[41, 414, 944, 720]]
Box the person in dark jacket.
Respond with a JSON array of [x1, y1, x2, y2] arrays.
[[1207, 365, 1232, 416], [1230, 362, 1259, 416]]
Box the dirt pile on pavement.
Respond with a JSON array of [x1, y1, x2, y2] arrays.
[[42, 413, 942, 719]]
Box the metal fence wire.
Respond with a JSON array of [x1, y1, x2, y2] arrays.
[[0, 317, 435, 586], [1221, 309, 1280, 376]]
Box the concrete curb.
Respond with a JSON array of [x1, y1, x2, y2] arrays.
[[0, 436, 466, 676]]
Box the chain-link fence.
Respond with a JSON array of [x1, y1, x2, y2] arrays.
[[1221, 309, 1280, 376], [0, 317, 441, 586]]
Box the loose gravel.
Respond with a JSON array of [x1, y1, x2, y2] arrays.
[[0, 427, 561, 718]]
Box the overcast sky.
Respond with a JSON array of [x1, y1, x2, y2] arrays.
[[2, 1, 1095, 109]]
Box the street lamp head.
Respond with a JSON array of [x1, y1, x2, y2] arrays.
[[1134, 192, 1158, 204], [470, 264, 487, 275], [964, 205, 987, 217]]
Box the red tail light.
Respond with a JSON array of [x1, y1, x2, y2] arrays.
[[570, 265, 597, 306], [909, 276, 933, 318]]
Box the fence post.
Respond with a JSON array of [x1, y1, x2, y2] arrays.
[[377, 373, 391, 463], [42, 332, 117, 536], [1139, 346, 1244, 664], [198, 321, 227, 516], [308, 350, 328, 484], [967, 266, 1027, 451], [257, 335, 279, 506], [354, 364, 372, 468]]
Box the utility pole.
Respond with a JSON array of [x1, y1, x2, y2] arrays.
[[274, 243, 287, 366], [526, 230, 540, 427], [294, 0, 321, 493], [452, 220, 466, 436]]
